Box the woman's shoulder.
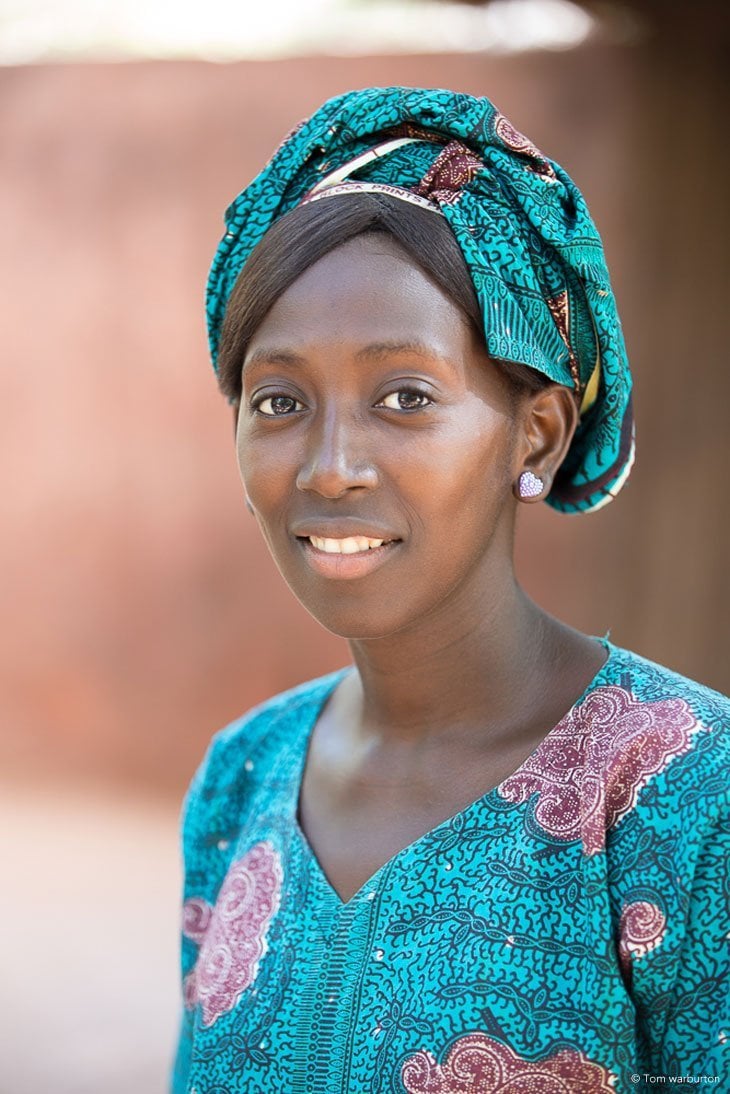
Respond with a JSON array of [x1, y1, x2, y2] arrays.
[[188, 667, 349, 800], [601, 638, 729, 729], [602, 639, 730, 759], [597, 639, 729, 823]]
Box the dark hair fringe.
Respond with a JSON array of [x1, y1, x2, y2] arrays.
[[217, 193, 553, 404]]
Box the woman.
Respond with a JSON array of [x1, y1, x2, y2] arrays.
[[172, 88, 728, 1093]]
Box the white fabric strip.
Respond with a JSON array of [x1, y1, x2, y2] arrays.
[[306, 137, 424, 195], [301, 180, 443, 215]]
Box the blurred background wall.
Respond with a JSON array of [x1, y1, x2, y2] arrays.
[[1, 2, 728, 1091]]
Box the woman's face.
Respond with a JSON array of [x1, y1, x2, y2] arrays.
[[236, 233, 526, 640]]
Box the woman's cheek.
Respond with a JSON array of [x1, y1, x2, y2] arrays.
[[238, 433, 290, 505]]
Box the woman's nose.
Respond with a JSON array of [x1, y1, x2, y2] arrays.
[[295, 407, 378, 498]]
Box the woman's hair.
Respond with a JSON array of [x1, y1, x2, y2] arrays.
[[217, 193, 553, 404]]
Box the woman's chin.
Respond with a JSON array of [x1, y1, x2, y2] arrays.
[[299, 604, 407, 642], [273, 551, 418, 641]]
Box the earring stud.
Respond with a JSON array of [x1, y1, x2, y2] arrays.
[[518, 470, 544, 499]]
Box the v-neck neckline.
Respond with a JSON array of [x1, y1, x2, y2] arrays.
[[289, 636, 616, 910]]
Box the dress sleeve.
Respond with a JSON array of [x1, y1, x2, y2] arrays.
[[167, 693, 288, 1092], [169, 736, 222, 1093], [631, 803, 730, 1082], [166, 673, 344, 1091]]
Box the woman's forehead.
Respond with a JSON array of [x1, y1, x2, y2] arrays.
[[246, 234, 472, 354]]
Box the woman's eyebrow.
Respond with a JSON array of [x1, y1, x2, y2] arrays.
[[354, 340, 437, 362], [245, 340, 442, 372], [243, 348, 307, 373]]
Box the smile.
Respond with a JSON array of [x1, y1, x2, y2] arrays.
[[296, 534, 401, 580], [308, 536, 387, 554]]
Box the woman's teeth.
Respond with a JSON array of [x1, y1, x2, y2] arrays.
[[308, 536, 386, 554]]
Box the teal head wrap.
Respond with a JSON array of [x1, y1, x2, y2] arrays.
[[207, 87, 634, 514]]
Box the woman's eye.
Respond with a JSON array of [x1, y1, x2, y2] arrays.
[[255, 395, 304, 416], [378, 389, 432, 411]]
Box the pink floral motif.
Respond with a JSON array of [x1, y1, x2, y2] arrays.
[[494, 114, 556, 179], [182, 840, 283, 1026], [497, 686, 701, 854], [182, 897, 211, 943], [401, 1032, 617, 1092], [618, 900, 667, 984]]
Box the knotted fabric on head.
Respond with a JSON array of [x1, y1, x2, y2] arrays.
[[207, 86, 634, 514]]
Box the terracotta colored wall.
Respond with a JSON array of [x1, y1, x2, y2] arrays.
[[1, 45, 727, 798]]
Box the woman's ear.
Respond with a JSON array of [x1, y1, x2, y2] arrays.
[[513, 384, 579, 503]]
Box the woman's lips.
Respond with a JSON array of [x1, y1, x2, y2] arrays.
[[296, 535, 401, 579]]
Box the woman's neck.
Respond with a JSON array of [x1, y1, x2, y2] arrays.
[[344, 573, 562, 750]]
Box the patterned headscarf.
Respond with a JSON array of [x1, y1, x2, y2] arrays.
[[207, 87, 634, 514]]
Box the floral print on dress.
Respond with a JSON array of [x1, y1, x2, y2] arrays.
[[182, 897, 212, 942], [182, 840, 283, 1026], [618, 900, 667, 985], [401, 1032, 617, 1092], [498, 685, 701, 853], [173, 647, 730, 1093]]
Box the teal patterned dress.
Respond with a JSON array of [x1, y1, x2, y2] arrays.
[[171, 638, 729, 1093]]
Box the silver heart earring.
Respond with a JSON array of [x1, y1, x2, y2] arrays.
[[518, 470, 544, 499]]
